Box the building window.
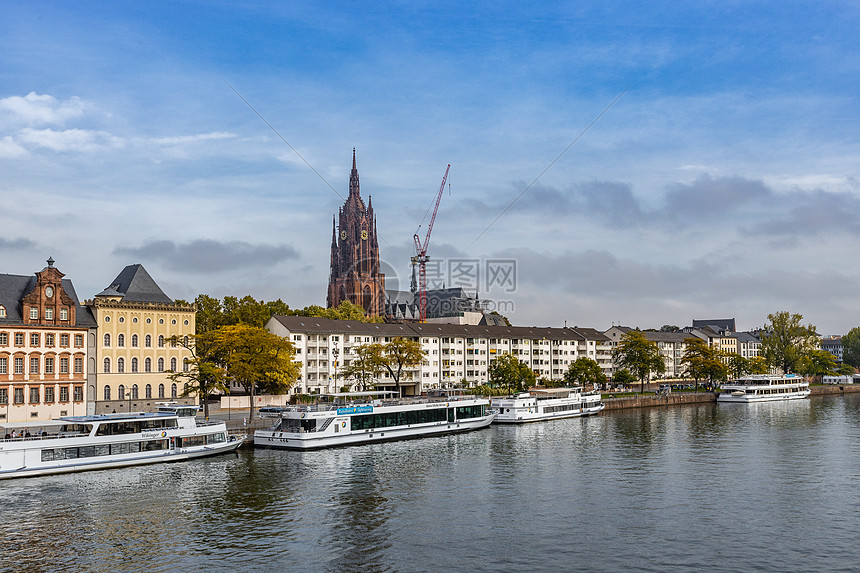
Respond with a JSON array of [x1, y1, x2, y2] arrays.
[[131, 384, 138, 399], [171, 383, 177, 398], [104, 385, 111, 400], [145, 384, 152, 399], [46, 333, 55, 346], [30, 307, 38, 320], [0, 332, 6, 345], [74, 334, 83, 347], [60, 308, 68, 321], [45, 387, 54, 403], [59, 386, 69, 402], [45, 308, 54, 320], [0, 357, 6, 374], [118, 334, 125, 347], [30, 387, 40, 403], [118, 385, 125, 400], [30, 357, 39, 374], [117, 358, 125, 373], [158, 357, 164, 372], [74, 357, 82, 374], [45, 357, 54, 374], [60, 334, 69, 347], [60, 358, 69, 374], [146, 318, 151, 324], [73, 386, 82, 401], [132, 317, 138, 324], [158, 384, 165, 398], [158, 335, 164, 348], [0, 388, 6, 404], [131, 358, 138, 373], [170, 357, 177, 371], [145, 334, 151, 347], [15, 333, 24, 346], [183, 336, 189, 346], [14, 388, 24, 404], [104, 333, 111, 347], [103, 358, 111, 373], [144, 358, 151, 373], [31, 333, 40, 346], [131, 334, 138, 347], [0, 305, 5, 318], [183, 359, 189, 372]]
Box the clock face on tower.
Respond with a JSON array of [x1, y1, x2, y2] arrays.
[[340, 230, 346, 240], [361, 230, 368, 240], [45, 286, 54, 298]]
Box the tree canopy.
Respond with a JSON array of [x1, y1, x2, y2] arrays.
[[564, 357, 605, 388], [339, 343, 385, 391], [760, 311, 819, 374], [370, 337, 424, 397], [488, 353, 535, 395], [613, 331, 665, 393], [166, 332, 228, 418], [681, 337, 727, 385], [841, 327, 860, 369]]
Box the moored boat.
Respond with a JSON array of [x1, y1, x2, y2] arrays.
[[254, 391, 495, 449], [0, 404, 244, 479], [717, 374, 810, 403], [490, 387, 605, 423]]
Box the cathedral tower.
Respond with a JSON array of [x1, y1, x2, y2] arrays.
[[326, 149, 385, 317]]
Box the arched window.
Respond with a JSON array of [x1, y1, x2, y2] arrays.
[[145, 334, 151, 347], [158, 357, 164, 372], [0, 305, 5, 318], [158, 384, 165, 398], [117, 357, 125, 373], [118, 384, 126, 400], [131, 384, 139, 399], [118, 334, 125, 347], [158, 335, 164, 348], [183, 359, 190, 372], [104, 385, 111, 400], [144, 357, 151, 372], [183, 336, 189, 346], [171, 383, 177, 398], [363, 285, 372, 313], [103, 358, 111, 373], [145, 384, 152, 399], [131, 358, 138, 373], [170, 357, 177, 371], [131, 334, 138, 347], [104, 333, 111, 347]]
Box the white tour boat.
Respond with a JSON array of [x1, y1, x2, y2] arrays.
[[0, 404, 244, 479], [490, 387, 605, 423], [717, 374, 811, 403], [255, 391, 496, 450]]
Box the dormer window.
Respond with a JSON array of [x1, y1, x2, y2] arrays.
[[45, 308, 54, 320], [60, 308, 68, 321], [30, 307, 38, 320], [0, 305, 5, 318]]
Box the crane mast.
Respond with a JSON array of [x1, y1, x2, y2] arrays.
[[412, 164, 451, 322]]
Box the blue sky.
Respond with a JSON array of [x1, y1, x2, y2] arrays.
[[2, 1, 859, 333]]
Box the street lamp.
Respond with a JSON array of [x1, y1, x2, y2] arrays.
[[333, 341, 340, 392]]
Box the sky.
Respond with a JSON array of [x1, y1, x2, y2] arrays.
[[2, 1, 859, 334]]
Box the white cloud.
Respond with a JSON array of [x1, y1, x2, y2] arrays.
[[16, 127, 124, 153], [151, 131, 237, 145], [0, 135, 27, 158], [0, 92, 86, 128]]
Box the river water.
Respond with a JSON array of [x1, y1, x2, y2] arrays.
[[2, 393, 858, 573]]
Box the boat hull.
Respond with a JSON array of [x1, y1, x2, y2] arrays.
[[255, 414, 495, 450], [717, 390, 811, 403], [493, 403, 605, 423]]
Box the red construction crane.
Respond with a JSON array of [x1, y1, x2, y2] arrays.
[[412, 164, 451, 322]]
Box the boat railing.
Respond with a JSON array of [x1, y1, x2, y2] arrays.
[[264, 395, 483, 416]]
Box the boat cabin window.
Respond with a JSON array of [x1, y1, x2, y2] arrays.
[[277, 418, 317, 432], [95, 418, 177, 436], [58, 424, 92, 435]]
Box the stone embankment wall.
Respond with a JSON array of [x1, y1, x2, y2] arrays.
[[810, 384, 860, 396], [602, 392, 715, 410]]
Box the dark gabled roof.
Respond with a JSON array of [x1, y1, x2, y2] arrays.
[[692, 318, 736, 333], [570, 327, 611, 342], [101, 264, 173, 304], [0, 273, 96, 328], [640, 331, 689, 343]]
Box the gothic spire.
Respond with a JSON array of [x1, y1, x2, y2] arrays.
[[349, 148, 360, 198]]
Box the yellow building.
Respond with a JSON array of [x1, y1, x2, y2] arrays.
[[86, 264, 195, 414]]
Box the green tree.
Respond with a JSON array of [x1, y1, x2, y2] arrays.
[[212, 324, 299, 420], [796, 348, 838, 379], [726, 353, 749, 380], [564, 357, 605, 388], [195, 294, 225, 334], [339, 343, 384, 391], [747, 356, 770, 375], [613, 331, 665, 393], [841, 327, 860, 368], [760, 312, 819, 374], [837, 362, 856, 375], [612, 369, 637, 389], [222, 295, 272, 328], [374, 337, 424, 397], [166, 332, 229, 418], [488, 353, 535, 394]]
